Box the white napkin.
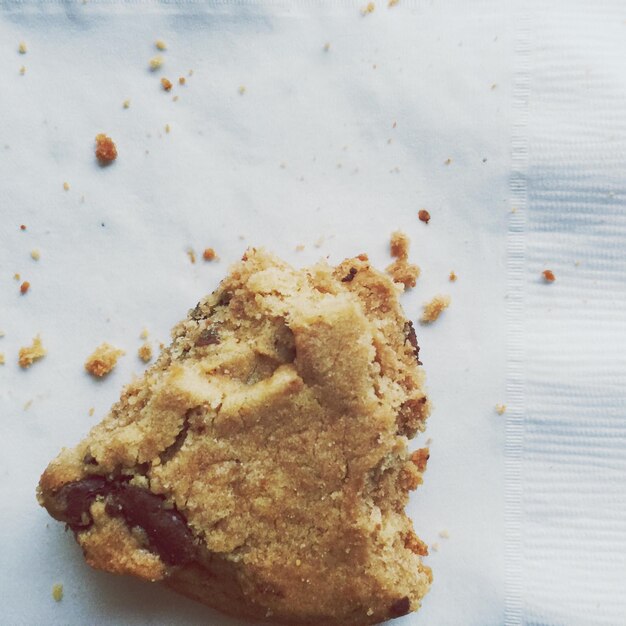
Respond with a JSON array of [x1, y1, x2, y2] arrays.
[[0, 1, 622, 625]]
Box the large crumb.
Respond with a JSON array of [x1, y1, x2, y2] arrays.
[[19, 335, 46, 368], [138, 342, 153, 363], [418, 209, 431, 224], [52, 583, 63, 602], [95, 134, 118, 164], [386, 231, 420, 289], [420, 295, 451, 324], [84, 343, 125, 377]]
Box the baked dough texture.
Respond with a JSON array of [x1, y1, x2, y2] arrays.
[[38, 248, 432, 625]]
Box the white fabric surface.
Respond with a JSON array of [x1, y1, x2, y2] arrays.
[[0, 1, 621, 625]]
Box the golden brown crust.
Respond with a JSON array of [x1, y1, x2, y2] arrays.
[[38, 248, 431, 625]]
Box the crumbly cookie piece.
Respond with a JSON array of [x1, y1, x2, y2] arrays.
[[19, 335, 46, 368], [420, 295, 450, 324], [84, 343, 125, 377], [386, 231, 420, 289], [38, 249, 431, 625]]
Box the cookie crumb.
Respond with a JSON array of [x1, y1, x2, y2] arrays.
[[388, 0, 399, 6], [155, 39, 167, 51], [20, 224, 27, 231], [19, 65, 26, 75], [161, 77, 173, 91], [95, 134, 118, 164], [165, 123, 171, 134], [84, 343, 125, 377], [52, 583, 63, 602], [149, 55, 164, 71], [295, 244, 305, 252], [449, 271, 457, 282], [138, 342, 153, 363], [14, 273, 21, 281], [418, 209, 430, 224], [187, 248, 196, 264], [19, 335, 46, 368], [361, 2, 375, 15], [323, 42, 331, 52], [438, 529, 450, 539], [18, 41, 27, 54], [0, 330, 5, 337], [88, 407, 95, 416], [0, 353, 5, 365], [444, 158, 452, 165], [202, 248, 217, 261], [123, 99, 131, 109], [63, 182, 70, 191], [495, 403, 507, 415], [20, 281, 30, 294], [178, 76, 186, 85], [31, 249, 40, 261], [238, 85, 246, 95], [542, 269, 555, 283], [431, 542, 439, 552], [140, 328, 149, 340], [420, 295, 450, 324], [386, 231, 420, 289]]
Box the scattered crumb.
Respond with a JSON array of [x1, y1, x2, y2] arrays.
[[323, 42, 331, 52], [123, 99, 131, 109], [418, 209, 431, 224], [188, 69, 194, 76], [295, 244, 305, 252], [388, 0, 399, 6], [20, 224, 27, 230], [0, 353, 4, 365], [425, 437, 433, 446], [18, 335, 46, 368], [361, 2, 375, 15], [314, 236, 325, 248], [63, 182, 70, 191], [149, 55, 164, 71], [13, 273, 20, 281], [159, 342, 165, 350], [95, 134, 118, 164], [495, 403, 507, 415], [439, 530, 450, 539], [31, 249, 40, 261], [449, 271, 457, 282], [155, 39, 167, 51], [140, 328, 149, 340], [386, 231, 420, 289], [23, 399, 33, 411], [19, 65, 26, 75], [84, 343, 125, 377], [420, 295, 451, 324], [178, 76, 186, 85], [138, 342, 153, 363], [52, 583, 63, 602], [172, 95, 179, 102], [444, 158, 452, 165], [431, 542, 439, 552], [238, 85, 246, 95], [165, 123, 171, 134], [542, 269, 555, 283], [18, 41, 27, 54], [88, 407, 95, 417], [202, 247, 218, 261], [161, 77, 173, 91], [392, 121, 397, 129], [491, 83, 497, 90], [0, 330, 5, 337], [20, 281, 30, 294], [187, 248, 196, 264], [510, 207, 517, 213]]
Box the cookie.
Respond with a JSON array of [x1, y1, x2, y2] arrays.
[[37, 248, 432, 625]]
